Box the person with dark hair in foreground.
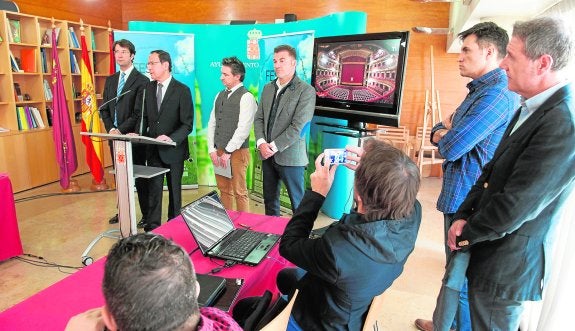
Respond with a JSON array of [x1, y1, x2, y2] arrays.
[[278, 140, 422, 330], [65, 233, 242, 331]]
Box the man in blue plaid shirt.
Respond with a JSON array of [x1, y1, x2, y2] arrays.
[[415, 22, 519, 331]]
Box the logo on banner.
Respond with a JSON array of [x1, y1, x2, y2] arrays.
[[247, 29, 262, 60]]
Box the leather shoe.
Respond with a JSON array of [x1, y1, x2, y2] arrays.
[[108, 214, 118, 224], [414, 319, 433, 331], [137, 219, 146, 229], [414, 319, 455, 331]]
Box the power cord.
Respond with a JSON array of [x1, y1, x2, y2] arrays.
[[14, 253, 83, 274], [209, 259, 237, 274]]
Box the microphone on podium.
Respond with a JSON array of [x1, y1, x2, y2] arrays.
[[89, 90, 133, 133], [97, 89, 132, 111]]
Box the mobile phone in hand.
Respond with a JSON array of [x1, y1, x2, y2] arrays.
[[324, 148, 348, 165]]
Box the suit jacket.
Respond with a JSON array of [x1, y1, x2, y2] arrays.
[[254, 76, 315, 166], [140, 77, 193, 164], [454, 83, 575, 301], [101, 68, 149, 134]]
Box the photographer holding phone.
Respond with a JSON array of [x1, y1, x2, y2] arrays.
[[278, 140, 422, 330]]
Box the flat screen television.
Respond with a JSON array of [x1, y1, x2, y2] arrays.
[[312, 31, 410, 128]]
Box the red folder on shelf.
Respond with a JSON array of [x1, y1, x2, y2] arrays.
[[20, 49, 36, 73]]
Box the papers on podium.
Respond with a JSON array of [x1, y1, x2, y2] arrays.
[[80, 132, 176, 147], [214, 158, 232, 178]]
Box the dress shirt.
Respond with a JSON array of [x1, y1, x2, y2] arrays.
[[207, 83, 257, 154], [431, 68, 518, 213], [510, 80, 569, 135], [256, 79, 291, 152], [156, 75, 172, 103]]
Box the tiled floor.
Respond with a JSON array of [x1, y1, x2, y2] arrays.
[[1, 171, 446, 330]]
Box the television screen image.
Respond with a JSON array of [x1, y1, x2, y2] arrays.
[[312, 32, 410, 127]]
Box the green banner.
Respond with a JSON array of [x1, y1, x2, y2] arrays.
[[128, 12, 368, 189]]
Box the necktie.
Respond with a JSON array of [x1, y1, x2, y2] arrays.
[[114, 72, 125, 127], [221, 89, 231, 105], [156, 82, 163, 112]]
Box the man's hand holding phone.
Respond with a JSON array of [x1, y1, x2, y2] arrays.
[[311, 152, 339, 197]]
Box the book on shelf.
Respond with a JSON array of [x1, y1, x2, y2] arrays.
[[13, 83, 23, 102], [70, 50, 80, 74], [30, 107, 46, 128], [40, 48, 49, 73], [25, 106, 37, 129], [20, 49, 36, 73], [46, 106, 53, 127], [91, 29, 96, 49], [9, 50, 21, 72], [16, 106, 29, 130], [42, 27, 61, 46], [43, 79, 53, 101], [68, 27, 80, 48], [7, 19, 21, 43]]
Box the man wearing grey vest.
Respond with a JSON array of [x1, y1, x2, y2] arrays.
[[207, 57, 257, 212], [254, 45, 315, 216]]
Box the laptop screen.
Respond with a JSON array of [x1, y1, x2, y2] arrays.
[[181, 191, 235, 254]]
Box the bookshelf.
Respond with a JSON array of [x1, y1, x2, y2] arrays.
[[0, 10, 113, 192]]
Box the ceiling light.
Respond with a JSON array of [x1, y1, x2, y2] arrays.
[[412, 27, 451, 34]]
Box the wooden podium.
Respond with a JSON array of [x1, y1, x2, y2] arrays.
[[79, 132, 175, 265]]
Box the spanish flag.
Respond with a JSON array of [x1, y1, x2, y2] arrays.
[[80, 31, 105, 186]]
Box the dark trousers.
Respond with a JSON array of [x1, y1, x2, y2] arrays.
[[146, 147, 184, 231], [261, 158, 305, 216], [109, 141, 149, 219]]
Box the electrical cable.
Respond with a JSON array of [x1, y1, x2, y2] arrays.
[[14, 253, 83, 275]]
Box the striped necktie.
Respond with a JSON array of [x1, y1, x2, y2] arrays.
[[114, 72, 125, 127]]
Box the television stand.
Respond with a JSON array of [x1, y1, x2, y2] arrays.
[[316, 122, 379, 139]]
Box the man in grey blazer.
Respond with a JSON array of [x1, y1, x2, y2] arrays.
[[448, 17, 574, 330], [254, 45, 315, 216]]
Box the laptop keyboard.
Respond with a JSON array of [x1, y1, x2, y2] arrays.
[[220, 231, 268, 259]]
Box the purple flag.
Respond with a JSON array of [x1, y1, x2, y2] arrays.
[[51, 28, 78, 189]]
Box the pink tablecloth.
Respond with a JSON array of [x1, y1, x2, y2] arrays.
[[0, 173, 23, 261], [0, 211, 290, 330]]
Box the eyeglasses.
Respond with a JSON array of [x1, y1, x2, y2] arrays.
[[147, 61, 161, 66], [114, 50, 131, 55]]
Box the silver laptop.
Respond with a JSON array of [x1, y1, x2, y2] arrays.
[[181, 191, 280, 266]]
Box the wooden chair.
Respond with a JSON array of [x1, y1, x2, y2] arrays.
[[259, 290, 299, 331], [374, 125, 412, 156], [415, 126, 443, 176]]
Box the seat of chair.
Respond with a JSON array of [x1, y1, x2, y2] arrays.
[[375, 125, 412, 156], [259, 289, 299, 331]]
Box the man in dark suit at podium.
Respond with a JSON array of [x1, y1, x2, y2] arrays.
[[140, 50, 193, 232], [100, 39, 150, 226]]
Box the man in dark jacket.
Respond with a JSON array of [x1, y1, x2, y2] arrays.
[[279, 139, 422, 330]]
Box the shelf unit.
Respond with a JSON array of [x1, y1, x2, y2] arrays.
[[0, 10, 113, 192]]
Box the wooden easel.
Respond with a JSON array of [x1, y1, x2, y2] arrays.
[[417, 45, 444, 175]]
